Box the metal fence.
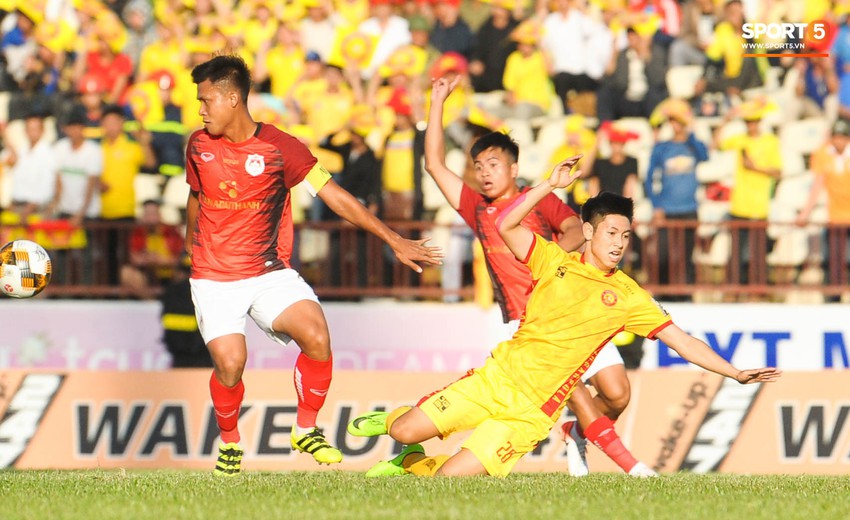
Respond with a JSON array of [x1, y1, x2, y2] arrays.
[[25, 219, 850, 301]]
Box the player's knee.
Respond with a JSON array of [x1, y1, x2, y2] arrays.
[[600, 384, 630, 418], [388, 419, 420, 445], [295, 327, 331, 361], [214, 362, 244, 387]]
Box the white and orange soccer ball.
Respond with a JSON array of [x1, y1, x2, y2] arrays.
[[0, 240, 52, 298]]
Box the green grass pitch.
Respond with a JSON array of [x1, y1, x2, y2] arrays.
[[1, 470, 847, 520]]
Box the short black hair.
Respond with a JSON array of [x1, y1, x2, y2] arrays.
[[470, 132, 519, 164], [102, 104, 125, 119], [581, 192, 634, 227], [191, 54, 252, 103]]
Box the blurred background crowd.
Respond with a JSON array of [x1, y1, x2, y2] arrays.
[[0, 0, 849, 304]]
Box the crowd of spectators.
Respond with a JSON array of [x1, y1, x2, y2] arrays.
[[1, 0, 849, 301]]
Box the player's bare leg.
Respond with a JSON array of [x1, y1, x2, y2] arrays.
[[207, 334, 248, 476], [564, 381, 655, 477], [387, 406, 442, 445], [587, 364, 631, 420], [432, 449, 488, 476], [272, 300, 342, 464]]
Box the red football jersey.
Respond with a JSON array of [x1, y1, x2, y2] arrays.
[[186, 123, 317, 281], [457, 183, 577, 322]]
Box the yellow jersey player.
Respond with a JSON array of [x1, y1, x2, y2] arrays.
[[348, 156, 782, 477]]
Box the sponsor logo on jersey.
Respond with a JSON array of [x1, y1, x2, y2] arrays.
[[200, 152, 215, 162]]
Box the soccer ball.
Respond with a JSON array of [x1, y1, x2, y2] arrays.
[[0, 240, 52, 298]]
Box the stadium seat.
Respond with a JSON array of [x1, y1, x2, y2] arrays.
[[780, 149, 806, 178], [134, 175, 164, 212], [535, 117, 567, 156], [545, 93, 565, 119], [503, 118, 534, 149], [695, 193, 730, 239], [665, 65, 704, 100], [517, 142, 551, 182], [695, 150, 736, 183], [162, 174, 190, 209], [422, 150, 464, 211], [613, 117, 654, 155], [715, 119, 747, 144], [771, 172, 813, 214], [633, 196, 653, 239], [766, 228, 809, 267], [693, 230, 731, 267], [0, 91, 8, 124], [471, 91, 507, 114], [0, 166, 11, 208], [445, 148, 466, 175], [779, 117, 829, 155]]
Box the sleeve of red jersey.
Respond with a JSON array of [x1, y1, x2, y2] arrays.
[[456, 183, 483, 229], [541, 192, 577, 230], [185, 130, 202, 192], [267, 127, 319, 189]]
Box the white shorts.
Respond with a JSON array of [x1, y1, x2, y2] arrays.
[[189, 269, 320, 346], [503, 320, 624, 382]]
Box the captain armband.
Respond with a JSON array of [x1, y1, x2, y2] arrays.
[[301, 163, 332, 197]]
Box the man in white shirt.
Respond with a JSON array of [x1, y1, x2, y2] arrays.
[[48, 105, 104, 286], [6, 111, 57, 220], [50, 106, 103, 227], [357, 0, 411, 79], [541, 0, 610, 112]]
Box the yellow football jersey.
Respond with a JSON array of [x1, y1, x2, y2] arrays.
[[490, 234, 672, 419]]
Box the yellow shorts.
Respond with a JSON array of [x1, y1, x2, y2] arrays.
[[418, 357, 555, 477]]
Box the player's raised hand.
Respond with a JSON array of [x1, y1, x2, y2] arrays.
[[735, 367, 783, 384], [547, 154, 584, 189], [430, 76, 460, 104], [390, 236, 444, 274]]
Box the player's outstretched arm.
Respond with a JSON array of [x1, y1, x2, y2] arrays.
[[497, 155, 583, 260], [423, 76, 464, 210], [655, 324, 783, 384], [318, 179, 443, 273]]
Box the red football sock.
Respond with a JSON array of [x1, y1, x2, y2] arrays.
[[294, 353, 333, 429], [209, 372, 244, 444], [583, 416, 638, 473]]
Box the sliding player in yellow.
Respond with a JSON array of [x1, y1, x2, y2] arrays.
[[348, 157, 782, 477]]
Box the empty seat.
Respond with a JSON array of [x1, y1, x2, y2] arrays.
[[665, 65, 704, 100], [695, 150, 737, 183], [503, 118, 534, 149], [779, 117, 829, 156]]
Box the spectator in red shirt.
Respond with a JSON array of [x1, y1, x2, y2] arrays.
[[120, 199, 184, 299]]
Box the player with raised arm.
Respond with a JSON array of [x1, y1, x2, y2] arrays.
[[184, 55, 442, 476], [423, 76, 633, 477], [347, 159, 781, 478]]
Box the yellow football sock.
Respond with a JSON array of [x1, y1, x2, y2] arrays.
[[407, 455, 450, 476], [385, 406, 412, 434]]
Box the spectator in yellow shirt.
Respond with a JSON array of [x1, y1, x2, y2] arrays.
[[254, 24, 305, 101], [498, 19, 552, 120], [715, 99, 782, 286], [100, 104, 156, 284], [381, 87, 420, 220], [695, 0, 763, 102]]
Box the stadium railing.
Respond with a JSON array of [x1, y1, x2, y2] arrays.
[[16, 219, 849, 302]]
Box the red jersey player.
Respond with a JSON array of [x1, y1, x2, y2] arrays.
[[185, 55, 442, 475], [424, 76, 638, 476]]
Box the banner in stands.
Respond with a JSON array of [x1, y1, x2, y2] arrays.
[[0, 301, 848, 371], [0, 370, 846, 474]]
